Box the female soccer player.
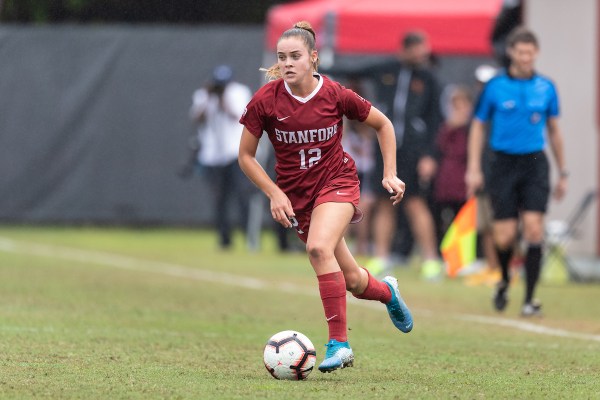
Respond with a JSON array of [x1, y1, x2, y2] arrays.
[[238, 21, 413, 373]]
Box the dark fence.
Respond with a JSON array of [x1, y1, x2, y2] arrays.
[[0, 24, 265, 225]]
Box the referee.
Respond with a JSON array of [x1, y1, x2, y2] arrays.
[[466, 27, 567, 317]]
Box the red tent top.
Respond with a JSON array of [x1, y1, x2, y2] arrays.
[[266, 0, 503, 55]]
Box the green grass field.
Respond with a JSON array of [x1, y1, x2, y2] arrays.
[[1, 226, 599, 399]]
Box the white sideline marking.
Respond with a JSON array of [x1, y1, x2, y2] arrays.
[[458, 314, 600, 342], [0, 237, 313, 295], [1, 236, 600, 343]]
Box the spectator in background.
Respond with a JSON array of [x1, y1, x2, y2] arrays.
[[433, 85, 473, 246], [434, 78, 502, 285], [324, 31, 443, 279], [466, 28, 568, 317], [471, 64, 503, 283], [187, 64, 253, 249], [342, 80, 377, 256], [434, 66, 503, 286]]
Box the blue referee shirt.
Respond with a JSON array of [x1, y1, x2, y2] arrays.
[[474, 71, 560, 155]]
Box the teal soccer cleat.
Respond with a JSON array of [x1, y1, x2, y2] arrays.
[[382, 276, 413, 333], [318, 339, 354, 373]]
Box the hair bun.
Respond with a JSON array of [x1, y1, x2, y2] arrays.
[[293, 20, 316, 40]]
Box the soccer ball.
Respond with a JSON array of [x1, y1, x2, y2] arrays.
[[263, 330, 317, 380]]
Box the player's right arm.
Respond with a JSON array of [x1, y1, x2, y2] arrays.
[[465, 118, 486, 198], [546, 116, 567, 201], [238, 127, 294, 228]]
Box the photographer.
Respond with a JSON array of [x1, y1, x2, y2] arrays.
[[186, 65, 253, 249]]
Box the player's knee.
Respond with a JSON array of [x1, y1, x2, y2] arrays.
[[342, 269, 362, 292], [493, 227, 518, 249], [495, 237, 514, 251], [523, 226, 544, 243], [306, 242, 332, 264]]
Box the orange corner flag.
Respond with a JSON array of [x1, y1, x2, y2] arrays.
[[440, 197, 478, 278]]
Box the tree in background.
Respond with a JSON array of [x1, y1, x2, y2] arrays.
[[0, 0, 293, 24]]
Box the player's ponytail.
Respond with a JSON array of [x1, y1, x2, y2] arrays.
[[260, 64, 282, 81], [261, 21, 320, 81]]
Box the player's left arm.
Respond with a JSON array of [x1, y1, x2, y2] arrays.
[[363, 106, 405, 205], [546, 116, 567, 201]]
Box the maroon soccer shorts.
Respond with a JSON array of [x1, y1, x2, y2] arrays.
[[290, 180, 362, 243]]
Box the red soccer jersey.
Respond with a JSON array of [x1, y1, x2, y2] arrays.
[[240, 74, 372, 212]]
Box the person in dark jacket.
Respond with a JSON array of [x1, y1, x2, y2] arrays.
[[324, 31, 443, 279]]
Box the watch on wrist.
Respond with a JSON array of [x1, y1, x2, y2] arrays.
[[560, 170, 569, 178]]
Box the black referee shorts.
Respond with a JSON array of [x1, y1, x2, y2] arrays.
[[488, 151, 550, 220]]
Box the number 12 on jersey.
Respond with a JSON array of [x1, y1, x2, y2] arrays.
[[299, 148, 321, 169]]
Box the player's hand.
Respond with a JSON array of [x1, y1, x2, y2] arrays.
[[417, 155, 437, 182], [465, 168, 484, 198], [553, 176, 567, 201], [382, 175, 405, 206], [269, 189, 295, 228]]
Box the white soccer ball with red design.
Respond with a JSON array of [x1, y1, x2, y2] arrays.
[[263, 330, 317, 380]]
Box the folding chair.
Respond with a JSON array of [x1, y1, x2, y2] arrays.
[[544, 189, 597, 282]]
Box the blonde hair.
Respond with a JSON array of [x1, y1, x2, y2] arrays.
[[261, 21, 319, 81]]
